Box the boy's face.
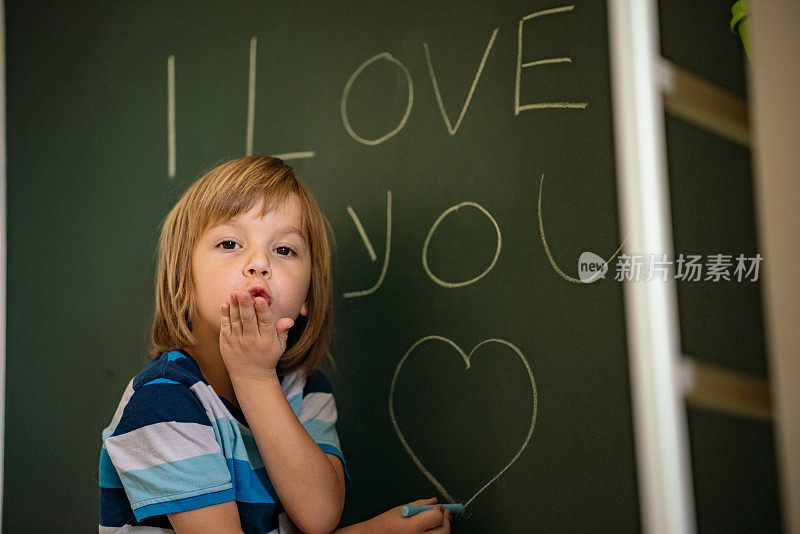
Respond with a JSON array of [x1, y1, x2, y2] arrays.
[[190, 194, 312, 344]]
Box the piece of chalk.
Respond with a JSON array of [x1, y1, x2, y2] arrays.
[[401, 504, 464, 517]]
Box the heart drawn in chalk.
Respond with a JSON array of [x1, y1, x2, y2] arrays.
[[388, 336, 538, 509]]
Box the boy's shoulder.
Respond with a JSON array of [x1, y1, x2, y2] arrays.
[[131, 349, 206, 391], [302, 368, 334, 396], [276, 367, 336, 416], [281, 366, 334, 396], [106, 351, 212, 439], [110, 350, 208, 427]]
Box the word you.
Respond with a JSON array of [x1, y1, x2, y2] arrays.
[[578, 252, 764, 283], [345, 174, 625, 297], [342, 191, 501, 297]]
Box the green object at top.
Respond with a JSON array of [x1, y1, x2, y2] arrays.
[[731, 0, 750, 57]]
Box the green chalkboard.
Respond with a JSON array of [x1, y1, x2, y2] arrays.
[[5, 1, 639, 531]]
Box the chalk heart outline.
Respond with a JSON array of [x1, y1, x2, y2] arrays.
[[388, 335, 538, 509]]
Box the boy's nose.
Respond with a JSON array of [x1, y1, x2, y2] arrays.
[[244, 252, 270, 277]]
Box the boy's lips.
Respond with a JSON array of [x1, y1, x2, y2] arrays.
[[247, 286, 271, 305]]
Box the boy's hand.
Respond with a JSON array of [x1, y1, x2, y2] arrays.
[[360, 498, 451, 534], [219, 290, 293, 382]]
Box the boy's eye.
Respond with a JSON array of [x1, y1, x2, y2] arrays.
[[275, 246, 295, 256], [218, 240, 240, 250]]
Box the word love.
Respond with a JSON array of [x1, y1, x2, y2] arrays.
[[340, 5, 586, 146], [165, 5, 586, 176]]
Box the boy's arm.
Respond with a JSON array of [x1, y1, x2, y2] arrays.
[[221, 292, 346, 534], [168, 501, 244, 534], [232, 374, 346, 534]]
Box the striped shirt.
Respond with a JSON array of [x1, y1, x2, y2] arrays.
[[99, 350, 349, 533]]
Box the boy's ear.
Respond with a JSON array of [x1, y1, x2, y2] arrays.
[[300, 301, 309, 317]]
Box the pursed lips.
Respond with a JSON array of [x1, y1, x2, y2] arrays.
[[247, 286, 271, 306]]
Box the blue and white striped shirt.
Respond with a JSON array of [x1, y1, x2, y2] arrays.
[[99, 350, 349, 533]]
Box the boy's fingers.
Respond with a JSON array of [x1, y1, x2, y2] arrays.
[[406, 497, 438, 507], [411, 505, 445, 530], [438, 510, 451, 533], [229, 294, 242, 335], [220, 303, 232, 336], [398, 498, 439, 530], [275, 317, 294, 348], [255, 297, 273, 332], [236, 292, 257, 335]]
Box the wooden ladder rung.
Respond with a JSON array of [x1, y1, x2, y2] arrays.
[[682, 356, 772, 420], [660, 58, 750, 146]]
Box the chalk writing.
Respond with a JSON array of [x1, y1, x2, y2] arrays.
[[341, 177, 623, 294], [424, 28, 499, 135], [168, 8, 594, 172], [166, 41, 316, 176], [537, 173, 624, 283], [341, 53, 414, 146], [389, 336, 538, 508], [271, 152, 316, 161], [515, 5, 587, 113], [422, 202, 502, 288], [246, 36, 257, 157], [343, 191, 392, 298], [167, 55, 176, 178]]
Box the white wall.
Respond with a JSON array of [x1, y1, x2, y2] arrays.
[[748, 2, 800, 533]]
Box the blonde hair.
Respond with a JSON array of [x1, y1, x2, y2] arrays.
[[150, 156, 333, 377]]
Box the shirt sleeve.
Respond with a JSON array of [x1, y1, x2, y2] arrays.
[[103, 380, 235, 520], [299, 370, 351, 489]]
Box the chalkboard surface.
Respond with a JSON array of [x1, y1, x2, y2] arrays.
[[5, 1, 639, 531]]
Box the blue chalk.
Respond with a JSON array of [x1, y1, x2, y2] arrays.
[[401, 504, 464, 517]]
